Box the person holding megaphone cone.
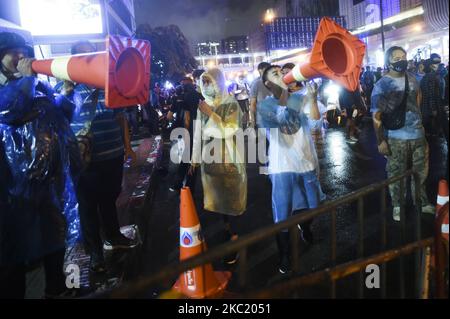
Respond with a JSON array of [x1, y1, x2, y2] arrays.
[[0, 31, 81, 298], [55, 40, 138, 275], [257, 65, 326, 274]]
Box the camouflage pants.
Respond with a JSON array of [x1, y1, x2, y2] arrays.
[[386, 138, 430, 208]]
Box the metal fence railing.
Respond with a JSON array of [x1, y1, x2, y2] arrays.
[[88, 170, 446, 299]]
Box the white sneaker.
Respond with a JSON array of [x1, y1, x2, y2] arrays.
[[393, 207, 400, 222], [421, 204, 435, 214]]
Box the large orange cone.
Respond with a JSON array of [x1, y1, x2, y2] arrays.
[[436, 180, 449, 213], [31, 35, 150, 108], [172, 187, 231, 299], [283, 17, 366, 92]]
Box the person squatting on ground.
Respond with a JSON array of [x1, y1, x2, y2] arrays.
[[56, 40, 138, 275], [257, 65, 326, 274], [0, 31, 82, 298], [190, 68, 247, 265], [371, 46, 435, 222]]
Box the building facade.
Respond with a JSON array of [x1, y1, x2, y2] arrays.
[[339, 0, 449, 66], [196, 41, 221, 56], [265, 16, 346, 51], [286, 0, 340, 17], [221, 36, 249, 54]]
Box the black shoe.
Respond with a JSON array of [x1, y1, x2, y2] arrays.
[[89, 256, 106, 274], [103, 235, 138, 251], [298, 224, 314, 245], [45, 288, 79, 299], [223, 251, 239, 265], [278, 254, 291, 274], [169, 185, 181, 193], [276, 232, 291, 274]]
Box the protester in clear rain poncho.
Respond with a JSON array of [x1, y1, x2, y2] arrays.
[[190, 68, 247, 265], [0, 32, 81, 298]]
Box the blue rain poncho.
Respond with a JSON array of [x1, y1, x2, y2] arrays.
[[0, 75, 81, 266]]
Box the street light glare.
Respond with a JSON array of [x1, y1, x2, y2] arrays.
[[264, 9, 275, 23]]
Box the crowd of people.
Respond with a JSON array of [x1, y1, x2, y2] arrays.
[[0, 28, 448, 298]]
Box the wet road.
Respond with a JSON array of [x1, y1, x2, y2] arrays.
[[135, 117, 448, 298]]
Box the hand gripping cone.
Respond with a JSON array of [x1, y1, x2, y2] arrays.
[[172, 187, 231, 299], [283, 17, 366, 92], [31, 35, 151, 108]]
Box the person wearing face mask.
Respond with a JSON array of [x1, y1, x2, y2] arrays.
[[281, 63, 303, 93], [193, 69, 205, 94], [249, 62, 272, 128], [420, 53, 444, 138], [0, 32, 81, 298], [371, 46, 435, 222], [189, 68, 247, 265], [257, 65, 326, 274], [54, 40, 138, 275]]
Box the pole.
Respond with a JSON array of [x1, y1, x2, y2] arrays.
[[379, 0, 386, 53]]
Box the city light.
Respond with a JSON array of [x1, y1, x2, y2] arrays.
[[324, 83, 340, 100], [264, 9, 275, 23], [164, 81, 174, 90], [351, 6, 424, 35], [376, 49, 385, 67], [18, 0, 103, 36], [413, 24, 423, 32]]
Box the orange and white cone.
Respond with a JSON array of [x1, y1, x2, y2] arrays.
[[172, 187, 231, 299], [31, 35, 150, 108], [436, 180, 449, 214]]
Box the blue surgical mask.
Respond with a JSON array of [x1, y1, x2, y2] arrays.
[[203, 84, 216, 98]]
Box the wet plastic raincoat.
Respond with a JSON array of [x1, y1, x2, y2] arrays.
[[192, 69, 247, 216], [0, 74, 81, 266]]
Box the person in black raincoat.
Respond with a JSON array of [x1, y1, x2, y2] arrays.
[[0, 32, 81, 298]]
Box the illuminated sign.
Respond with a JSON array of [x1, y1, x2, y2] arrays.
[[18, 0, 103, 37]]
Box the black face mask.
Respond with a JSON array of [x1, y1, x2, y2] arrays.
[[390, 60, 408, 73]]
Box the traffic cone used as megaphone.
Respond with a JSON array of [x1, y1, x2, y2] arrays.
[[436, 180, 449, 214], [172, 187, 231, 299], [31, 35, 151, 108], [283, 17, 366, 92]]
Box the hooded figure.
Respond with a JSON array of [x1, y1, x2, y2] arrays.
[[192, 68, 247, 216], [0, 32, 81, 297]]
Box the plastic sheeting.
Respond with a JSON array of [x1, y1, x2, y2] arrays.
[[0, 76, 81, 266]]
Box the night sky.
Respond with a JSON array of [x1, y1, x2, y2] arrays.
[[134, 0, 277, 44]]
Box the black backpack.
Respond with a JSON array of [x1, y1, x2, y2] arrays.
[[381, 74, 409, 130]]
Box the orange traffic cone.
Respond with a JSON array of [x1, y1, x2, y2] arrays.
[[31, 35, 150, 108], [436, 180, 449, 214], [172, 187, 231, 299], [283, 17, 366, 92]]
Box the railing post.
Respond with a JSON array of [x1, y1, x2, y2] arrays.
[[330, 209, 337, 299], [380, 187, 387, 299], [358, 198, 364, 299], [238, 247, 248, 290], [399, 177, 406, 298], [414, 171, 422, 298], [290, 225, 300, 275]]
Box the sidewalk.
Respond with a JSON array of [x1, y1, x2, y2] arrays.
[[25, 132, 164, 298]]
